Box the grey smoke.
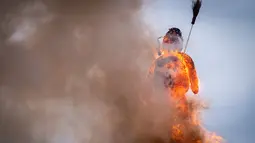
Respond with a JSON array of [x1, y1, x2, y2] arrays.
[[0, 0, 173, 143]]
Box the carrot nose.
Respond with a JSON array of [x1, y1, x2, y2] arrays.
[[163, 37, 175, 44], [163, 36, 171, 43]]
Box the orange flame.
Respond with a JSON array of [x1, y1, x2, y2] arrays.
[[148, 49, 223, 143]]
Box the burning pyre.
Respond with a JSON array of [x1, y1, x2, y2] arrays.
[[148, 49, 223, 143]]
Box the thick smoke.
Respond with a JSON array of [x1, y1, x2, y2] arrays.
[[0, 0, 173, 143]]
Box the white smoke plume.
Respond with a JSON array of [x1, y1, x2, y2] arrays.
[[0, 0, 173, 143]]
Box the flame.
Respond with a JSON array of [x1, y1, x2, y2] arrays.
[[148, 49, 223, 143]]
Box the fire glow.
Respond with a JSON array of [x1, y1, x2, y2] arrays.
[[149, 49, 223, 143]]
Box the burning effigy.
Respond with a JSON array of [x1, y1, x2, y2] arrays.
[[147, 24, 223, 143]]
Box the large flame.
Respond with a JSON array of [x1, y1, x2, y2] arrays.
[[148, 49, 223, 143]]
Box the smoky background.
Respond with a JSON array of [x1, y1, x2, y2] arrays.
[[0, 0, 175, 143]]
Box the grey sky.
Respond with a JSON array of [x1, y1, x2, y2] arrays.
[[201, 0, 255, 20], [143, 0, 255, 142]]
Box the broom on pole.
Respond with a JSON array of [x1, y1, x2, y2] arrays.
[[183, 0, 202, 53]]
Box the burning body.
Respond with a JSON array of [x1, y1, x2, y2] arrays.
[[148, 27, 201, 142], [149, 27, 199, 119], [150, 28, 199, 97]]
